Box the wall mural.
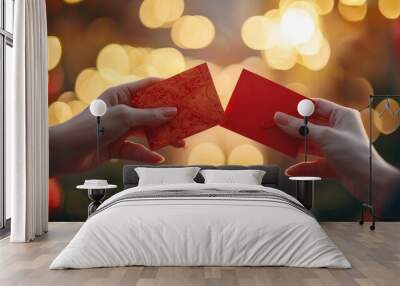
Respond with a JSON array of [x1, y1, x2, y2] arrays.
[[47, 0, 400, 221]]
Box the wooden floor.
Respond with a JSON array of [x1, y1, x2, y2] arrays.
[[0, 222, 399, 286]]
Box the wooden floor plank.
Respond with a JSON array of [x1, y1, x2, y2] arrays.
[[0, 222, 399, 286]]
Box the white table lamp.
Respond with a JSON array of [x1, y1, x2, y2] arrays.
[[90, 99, 107, 163], [297, 99, 315, 162]]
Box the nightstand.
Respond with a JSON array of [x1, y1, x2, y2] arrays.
[[289, 176, 321, 210], [77, 180, 117, 217]]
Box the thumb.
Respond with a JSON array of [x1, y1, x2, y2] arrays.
[[285, 159, 337, 179]]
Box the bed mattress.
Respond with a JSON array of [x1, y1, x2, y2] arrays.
[[50, 183, 350, 269]]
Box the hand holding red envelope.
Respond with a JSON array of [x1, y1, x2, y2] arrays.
[[221, 69, 323, 158], [115, 64, 326, 158], [126, 63, 225, 150]]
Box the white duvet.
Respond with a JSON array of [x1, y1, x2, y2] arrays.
[[50, 183, 350, 269]]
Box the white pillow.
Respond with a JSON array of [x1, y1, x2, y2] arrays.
[[200, 169, 266, 185], [135, 167, 200, 186]]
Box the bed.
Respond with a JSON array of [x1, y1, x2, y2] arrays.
[[50, 165, 350, 269]]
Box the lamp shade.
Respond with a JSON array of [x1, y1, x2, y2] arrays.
[[89, 99, 107, 117], [297, 99, 315, 117]]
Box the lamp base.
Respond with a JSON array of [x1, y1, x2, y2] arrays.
[[299, 126, 309, 136]]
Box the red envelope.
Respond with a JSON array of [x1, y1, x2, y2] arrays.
[[221, 69, 318, 158], [128, 63, 225, 150]]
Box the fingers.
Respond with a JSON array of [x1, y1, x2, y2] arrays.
[[122, 106, 178, 127], [285, 159, 337, 178], [100, 77, 162, 106], [274, 112, 328, 141], [313, 98, 342, 118], [111, 141, 165, 163]]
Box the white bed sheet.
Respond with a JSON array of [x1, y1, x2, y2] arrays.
[[50, 183, 350, 269]]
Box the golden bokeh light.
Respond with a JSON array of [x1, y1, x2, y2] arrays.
[[97, 44, 130, 82], [262, 44, 298, 70], [300, 38, 330, 71], [128, 48, 151, 72], [313, 0, 334, 15], [153, 0, 184, 25], [140, 0, 184, 29], [171, 15, 215, 49], [139, 0, 164, 29], [263, 9, 283, 49], [146, 48, 186, 77], [228, 144, 264, 165], [58, 91, 77, 103], [48, 102, 73, 126], [287, 82, 310, 97], [132, 64, 160, 78], [360, 109, 382, 142], [68, 100, 87, 116], [241, 56, 270, 78], [378, 0, 400, 19], [281, 6, 317, 45], [64, 0, 83, 4], [375, 99, 400, 135], [48, 36, 62, 71], [340, 0, 367, 5], [187, 143, 226, 165], [214, 64, 243, 98], [338, 2, 367, 22], [296, 29, 323, 55], [75, 68, 108, 104], [241, 16, 272, 50]]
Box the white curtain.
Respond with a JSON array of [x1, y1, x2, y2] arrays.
[[7, 0, 49, 242]]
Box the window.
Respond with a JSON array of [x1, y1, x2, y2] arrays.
[[1, 0, 14, 230]]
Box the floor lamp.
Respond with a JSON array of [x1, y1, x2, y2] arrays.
[[359, 94, 400, 231]]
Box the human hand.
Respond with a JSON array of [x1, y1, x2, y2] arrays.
[[50, 78, 185, 176], [274, 98, 400, 211]]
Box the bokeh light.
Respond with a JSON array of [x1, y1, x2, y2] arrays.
[[262, 44, 298, 70], [241, 16, 272, 50], [340, 0, 366, 5], [75, 68, 108, 104], [68, 100, 87, 116], [140, 0, 184, 29], [64, 0, 83, 5], [299, 37, 331, 71], [48, 36, 62, 71], [214, 64, 243, 104], [146, 48, 186, 77], [58, 91, 77, 103], [187, 143, 225, 165], [49, 178, 62, 212], [312, 0, 334, 15], [171, 15, 215, 49], [281, 6, 316, 45], [97, 44, 130, 83], [48, 101, 73, 126], [378, 0, 400, 20], [241, 56, 271, 78], [128, 47, 151, 73], [228, 144, 264, 165], [360, 109, 382, 142], [338, 2, 367, 22], [375, 99, 400, 135], [287, 82, 310, 97]]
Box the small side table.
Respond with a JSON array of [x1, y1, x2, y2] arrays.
[[289, 176, 321, 210], [76, 183, 117, 217]]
